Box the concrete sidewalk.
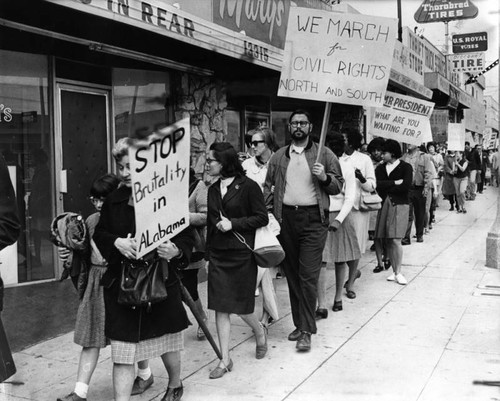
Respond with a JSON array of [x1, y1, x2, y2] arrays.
[[1, 188, 500, 401]]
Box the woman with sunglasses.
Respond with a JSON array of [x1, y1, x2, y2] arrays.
[[242, 128, 280, 328]]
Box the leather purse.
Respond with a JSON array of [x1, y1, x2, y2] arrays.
[[118, 255, 168, 310], [359, 191, 383, 212]]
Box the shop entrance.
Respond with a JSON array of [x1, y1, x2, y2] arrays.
[[56, 84, 111, 228]]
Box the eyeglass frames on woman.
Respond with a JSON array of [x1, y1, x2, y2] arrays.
[[289, 121, 310, 128], [250, 140, 265, 147]]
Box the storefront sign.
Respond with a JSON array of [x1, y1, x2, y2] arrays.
[[448, 52, 484, 73], [278, 8, 397, 107], [213, 0, 290, 49], [130, 118, 190, 258], [448, 123, 465, 151], [452, 32, 487, 53], [44, 0, 284, 71], [389, 69, 433, 99], [414, 0, 478, 23], [368, 91, 435, 145]]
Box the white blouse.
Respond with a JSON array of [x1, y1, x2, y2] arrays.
[[341, 150, 376, 210], [329, 158, 356, 224]]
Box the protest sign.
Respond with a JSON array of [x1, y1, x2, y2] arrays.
[[278, 8, 397, 107], [368, 91, 435, 145], [130, 118, 190, 258], [447, 123, 465, 151]]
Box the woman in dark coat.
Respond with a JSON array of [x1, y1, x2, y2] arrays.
[[374, 139, 412, 286], [94, 138, 193, 401], [205, 142, 269, 379]]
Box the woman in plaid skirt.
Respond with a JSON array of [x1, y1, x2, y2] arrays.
[[94, 138, 193, 401]]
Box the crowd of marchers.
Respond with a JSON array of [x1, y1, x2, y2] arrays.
[[10, 109, 493, 401]]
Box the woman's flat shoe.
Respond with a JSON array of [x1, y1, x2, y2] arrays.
[[161, 382, 183, 401], [383, 259, 391, 270], [332, 300, 343, 312], [373, 265, 384, 273], [315, 308, 328, 319], [346, 289, 356, 299], [255, 325, 268, 359], [209, 359, 233, 379], [197, 326, 206, 341]]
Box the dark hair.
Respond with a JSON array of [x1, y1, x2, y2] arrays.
[[90, 173, 120, 198], [209, 142, 245, 178], [367, 137, 385, 154], [382, 139, 402, 159], [465, 141, 470, 146], [289, 109, 312, 123], [426, 142, 436, 152], [327, 133, 345, 157], [343, 128, 363, 150], [250, 127, 278, 151]]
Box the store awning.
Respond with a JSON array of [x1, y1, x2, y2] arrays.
[[424, 72, 472, 109]]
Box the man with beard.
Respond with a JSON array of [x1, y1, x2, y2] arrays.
[[263, 109, 343, 352]]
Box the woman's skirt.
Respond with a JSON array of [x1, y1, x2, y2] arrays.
[[322, 211, 361, 264], [350, 209, 370, 253], [442, 174, 456, 196], [208, 248, 257, 315], [74, 264, 108, 348], [110, 332, 184, 364], [374, 197, 409, 240]]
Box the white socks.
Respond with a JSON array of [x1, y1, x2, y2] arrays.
[[137, 366, 152, 380], [74, 382, 89, 398]]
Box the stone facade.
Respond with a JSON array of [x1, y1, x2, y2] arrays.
[[174, 73, 227, 177]]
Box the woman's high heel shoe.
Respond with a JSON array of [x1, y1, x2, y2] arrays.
[[255, 324, 268, 359], [332, 300, 343, 312], [209, 359, 233, 379]]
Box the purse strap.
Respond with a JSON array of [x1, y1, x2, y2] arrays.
[[232, 231, 254, 252]]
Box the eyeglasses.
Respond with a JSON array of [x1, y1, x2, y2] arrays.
[[251, 140, 265, 147], [206, 158, 218, 164], [289, 121, 310, 128]]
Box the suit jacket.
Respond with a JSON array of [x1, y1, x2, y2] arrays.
[[206, 174, 268, 256], [0, 156, 20, 252], [375, 161, 412, 205]]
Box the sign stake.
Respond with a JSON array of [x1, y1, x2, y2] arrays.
[[316, 102, 332, 163]]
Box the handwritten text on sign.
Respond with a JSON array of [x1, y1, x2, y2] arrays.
[[368, 91, 435, 145], [130, 118, 190, 258], [278, 9, 397, 107], [447, 123, 465, 151]]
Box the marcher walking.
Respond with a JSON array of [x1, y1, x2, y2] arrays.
[[205, 142, 269, 379], [442, 151, 457, 210], [401, 145, 435, 244], [374, 140, 412, 285], [453, 151, 469, 214], [56, 174, 121, 401], [317, 134, 361, 316], [340, 128, 376, 296], [263, 109, 343, 352], [242, 128, 280, 328], [94, 138, 193, 401]]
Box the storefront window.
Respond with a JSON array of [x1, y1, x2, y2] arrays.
[[113, 68, 173, 140], [0, 49, 54, 284]]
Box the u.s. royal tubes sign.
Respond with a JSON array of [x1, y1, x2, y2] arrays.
[[278, 8, 397, 107]]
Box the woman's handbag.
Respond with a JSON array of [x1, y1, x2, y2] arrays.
[[359, 191, 383, 212], [233, 225, 285, 268], [118, 255, 168, 310]]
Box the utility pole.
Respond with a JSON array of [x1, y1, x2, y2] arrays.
[[397, 0, 402, 42]]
